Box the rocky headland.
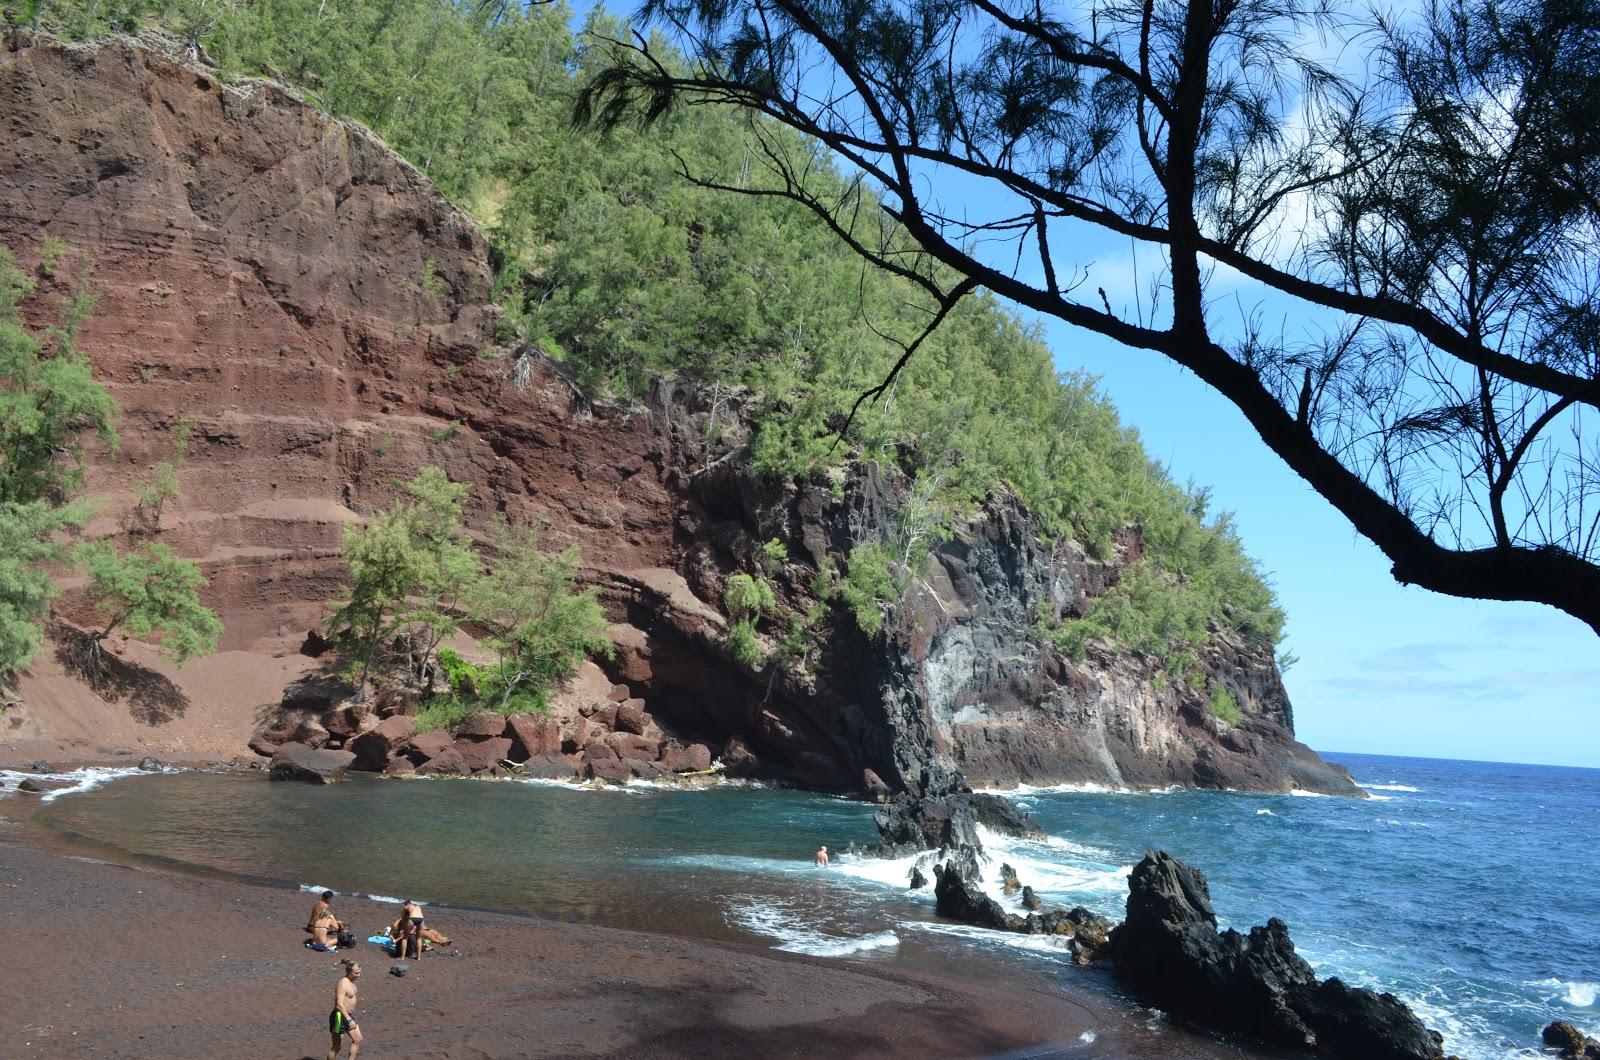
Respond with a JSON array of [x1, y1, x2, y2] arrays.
[[0, 33, 1357, 804]]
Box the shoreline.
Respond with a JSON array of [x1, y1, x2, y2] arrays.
[[0, 788, 1274, 1059]]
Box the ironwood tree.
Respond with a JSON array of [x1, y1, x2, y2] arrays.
[[577, 0, 1600, 632]]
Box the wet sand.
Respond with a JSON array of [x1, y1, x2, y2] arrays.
[[0, 806, 1274, 1060]]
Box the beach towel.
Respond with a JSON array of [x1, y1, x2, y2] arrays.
[[367, 935, 393, 946], [304, 939, 337, 952]]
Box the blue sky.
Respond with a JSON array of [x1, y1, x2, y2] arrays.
[[1046, 321, 1600, 769]]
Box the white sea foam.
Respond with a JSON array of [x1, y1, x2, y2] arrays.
[[901, 919, 1074, 957], [1532, 978, 1599, 1008], [0, 765, 149, 803], [299, 882, 413, 906], [1287, 788, 1334, 797], [1078, 1031, 1097, 1045], [1256, 808, 1275, 816], [1360, 782, 1421, 793], [978, 780, 1127, 796], [724, 894, 899, 957]]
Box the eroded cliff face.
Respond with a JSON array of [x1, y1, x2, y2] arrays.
[[0, 35, 1356, 795]]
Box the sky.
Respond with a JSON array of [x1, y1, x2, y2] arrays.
[[1044, 319, 1600, 768]]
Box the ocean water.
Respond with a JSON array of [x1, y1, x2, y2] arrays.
[[8, 752, 1597, 1059]]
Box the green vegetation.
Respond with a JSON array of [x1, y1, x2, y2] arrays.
[[37, 235, 67, 278], [0, 244, 120, 680], [1209, 685, 1242, 727], [132, 416, 193, 532], [723, 574, 774, 623], [326, 467, 477, 693], [835, 544, 900, 638], [42, 0, 1286, 665], [724, 619, 764, 668], [464, 518, 612, 711], [75, 539, 222, 662]]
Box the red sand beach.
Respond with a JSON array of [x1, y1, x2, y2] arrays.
[[0, 801, 1267, 1059]]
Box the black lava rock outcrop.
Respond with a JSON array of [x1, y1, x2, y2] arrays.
[[930, 846, 1113, 964], [1107, 850, 1445, 1059], [872, 766, 1044, 855], [1543, 1021, 1600, 1059]]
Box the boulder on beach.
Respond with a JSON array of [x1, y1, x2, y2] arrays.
[[456, 712, 509, 739], [1107, 850, 1444, 1060], [517, 753, 580, 780], [408, 729, 453, 764], [415, 746, 471, 776], [16, 777, 71, 794], [350, 716, 417, 771], [505, 714, 560, 760], [269, 743, 356, 784], [451, 736, 513, 773], [659, 742, 712, 773]]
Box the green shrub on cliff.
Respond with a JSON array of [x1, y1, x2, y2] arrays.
[[43, 0, 1287, 664], [1209, 685, 1242, 726], [0, 244, 119, 680], [464, 519, 612, 712], [74, 539, 223, 664], [327, 467, 476, 693]]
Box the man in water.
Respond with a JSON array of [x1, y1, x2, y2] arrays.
[[307, 891, 343, 935], [815, 844, 829, 867], [326, 959, 362, 1059]]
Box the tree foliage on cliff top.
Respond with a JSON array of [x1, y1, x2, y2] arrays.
[[42, 0, 1285, 657]]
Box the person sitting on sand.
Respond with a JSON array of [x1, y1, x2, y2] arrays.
[[387, 912, 452, 956], [307, 891, 343, 935], [327, 959, 362, 1059], [306, 911, 342, 952], [815, 844, 829, 867]]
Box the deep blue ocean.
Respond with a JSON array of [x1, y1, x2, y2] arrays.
[[8, 750, 1596, 1059]]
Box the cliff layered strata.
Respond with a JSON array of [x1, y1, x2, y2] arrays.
[[0, 35, 1356, 797]]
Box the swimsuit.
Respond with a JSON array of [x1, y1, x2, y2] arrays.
[[329, 1010, 356, 1035]]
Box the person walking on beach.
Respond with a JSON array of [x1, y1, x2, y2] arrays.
[[815, 844, 829, 867], [327, 959, 362, 1059]]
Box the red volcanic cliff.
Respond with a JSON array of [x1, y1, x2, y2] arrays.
[[0, 35, 1356, 796]]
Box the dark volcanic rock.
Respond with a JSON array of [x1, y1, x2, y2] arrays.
[[873, 767, 1043, 855], [1108, 851, 1443, 1059], [16, 778, 71, 794], [269, 743, 355, 784], [1542, 1022, 1600, 1059], [349, 716, 417, 772], [138, 756, 164, 772], [932, 848, 1011, 930]]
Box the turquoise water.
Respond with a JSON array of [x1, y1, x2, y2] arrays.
[[11, 752, 1599, 1059]]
